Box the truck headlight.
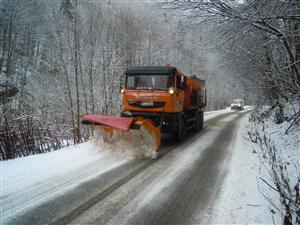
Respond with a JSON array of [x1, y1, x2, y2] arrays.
[[169, 88, 174, 95]]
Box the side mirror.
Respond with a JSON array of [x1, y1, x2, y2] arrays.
[[176, 75, 186, 89]]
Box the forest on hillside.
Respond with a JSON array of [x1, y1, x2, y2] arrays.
[[1, 0, 299, 160]]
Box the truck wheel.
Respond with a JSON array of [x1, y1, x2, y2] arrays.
[[174, 117, 186, 141], [197, 111, 204, 130], [195, 112, 203, 131]]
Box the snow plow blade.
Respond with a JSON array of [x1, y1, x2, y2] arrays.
[[81, 114, 134, 131], [81, 115, 161, 159]]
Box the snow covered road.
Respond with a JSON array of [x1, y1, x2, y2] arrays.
[[2, 107, 273, 225]]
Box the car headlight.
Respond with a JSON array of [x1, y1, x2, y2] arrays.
[[168, 88, 175, 95]]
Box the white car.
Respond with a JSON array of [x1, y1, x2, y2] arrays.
[[231, 99, 244, 110]]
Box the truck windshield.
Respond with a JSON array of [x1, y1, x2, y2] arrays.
[[126, 74, 173, 90]]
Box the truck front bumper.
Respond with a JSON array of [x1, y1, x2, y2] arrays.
[[121, 111, 177, 133]]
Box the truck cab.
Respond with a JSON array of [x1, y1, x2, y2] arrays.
[[121, 66, 185, 114], [121, 66, 206, 138]]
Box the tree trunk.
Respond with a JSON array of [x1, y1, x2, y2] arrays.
[[74, 0, 81, 143]]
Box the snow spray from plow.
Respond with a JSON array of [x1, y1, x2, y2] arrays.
[[81, 115, 160, 159]]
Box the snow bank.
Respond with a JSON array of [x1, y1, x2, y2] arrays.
[[1, 143, 131, 223], [207, 113, 278, 224], [247, 103, 300, 224]]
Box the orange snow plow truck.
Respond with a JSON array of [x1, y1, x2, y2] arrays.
[[81, 65, 206, 158]]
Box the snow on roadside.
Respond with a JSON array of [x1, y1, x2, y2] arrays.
[[1, 142, 132, 223], [247, 104, 300, 224], [207, 111, 281, 224]]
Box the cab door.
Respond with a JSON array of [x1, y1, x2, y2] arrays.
[[174, 73, 185, 112]]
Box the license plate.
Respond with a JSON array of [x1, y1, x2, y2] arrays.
[[141, 101, 153, 106]]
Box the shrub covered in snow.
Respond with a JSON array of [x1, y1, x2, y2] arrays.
[[248, 103, 300, 225]]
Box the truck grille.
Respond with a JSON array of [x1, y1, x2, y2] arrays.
[[128, 100, 165, 108]]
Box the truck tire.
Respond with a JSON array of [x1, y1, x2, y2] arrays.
[[195, 111, 204, 131], [199, 111, 204, 130], [174, 117, 186, 141]]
